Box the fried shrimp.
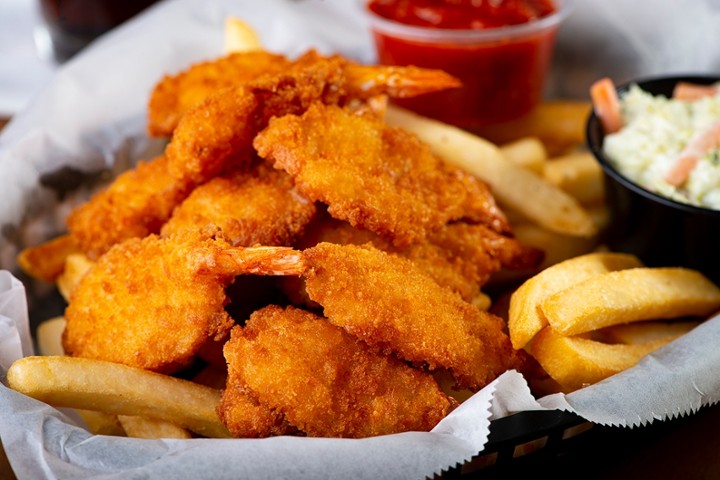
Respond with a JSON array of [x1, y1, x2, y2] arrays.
[[148, 50, 292, 137], [62, 231, 301, 374], [161, 163, 317, 246], [301, 243, 521, 391], [255, 102, 509, 247], [221, 305, 454, 438], [180, 242, 520, 392], [65, 154, 194, 260], [165, 52, 460, 185], [217, 383, 296, 438], [65, 53, 459, 261], [295, 212, 542, 303]]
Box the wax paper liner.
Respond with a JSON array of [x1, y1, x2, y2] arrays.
[[2, 0, 720, 478]]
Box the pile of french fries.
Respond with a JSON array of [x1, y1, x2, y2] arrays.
[[508, 252, 720, 392], [7, 17, 720, 442]]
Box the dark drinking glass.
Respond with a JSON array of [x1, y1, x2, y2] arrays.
[[37, 0, 159, 62]]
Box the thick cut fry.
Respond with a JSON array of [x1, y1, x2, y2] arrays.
[[7, 356, 230, 438], [385, 105, 597, 237], [508, 252, 644, 350], [542, 267, 720, 336], [224, 16, 263, 53], [543, 151, 604, 205], [528, 326, 671, 392], [594, 320, 700, 345], [16, 234, 78, 283], [117, 415, 192, 439], [499, 137, 547, 174]]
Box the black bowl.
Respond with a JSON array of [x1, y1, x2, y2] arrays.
[[586, 74, 720, 285]]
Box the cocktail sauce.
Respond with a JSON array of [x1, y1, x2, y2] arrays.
[[367, 0, 562, 129]]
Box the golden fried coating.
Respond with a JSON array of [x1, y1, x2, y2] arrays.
[[148, 51, 292, 137], [62, 232, 301, 374], [254, 103, 509, 247], [217, 383, 296, 438], [65, 155, 194, 260], [301, 243, 521, 391], [165, 52, 460, 185], [17, 234, 79, 283], [63, 232, 235, 373], [161, 163, 316, 246], [222, 305, 453, 438], [296, 212, 542, 303]]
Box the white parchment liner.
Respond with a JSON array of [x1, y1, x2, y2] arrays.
[[2, 1, 720, 478]]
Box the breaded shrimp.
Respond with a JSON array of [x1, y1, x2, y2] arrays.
[[64, 52, 458, 261], [65, 154, 194, 260], [165, 52, 461, 185], [301, 243, 521, 391], [217, 383, 296, 438], [294, 212, 542, 303], [195, 242, 520, 391], [221, 305, 454, 438], [148, 51, 292, 137], [161, 162, 316, 246], [62, 230, 301, 374], [254, 102, 509, 247]]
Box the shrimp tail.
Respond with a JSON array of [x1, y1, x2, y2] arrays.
[[218, 246, 306, 276], [344, 64, 461, 99]]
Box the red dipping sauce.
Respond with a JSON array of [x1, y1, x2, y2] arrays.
[[366, 0, 568, 129]]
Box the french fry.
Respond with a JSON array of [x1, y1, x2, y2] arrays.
[[56, 252, 94, 301], [224, 16, 263, 53], [35, 316, 128, 436], [594, 320, 700, 345], [527, 326, 671, 393], [7, 356, 230, 438], [34, 319, 195, 439], [76, 410, 126, 436], [543, 151, 604, 205], [473, 100, 593, 156], [36, 316, 67, 357], [541, 267, 720, 336], [508, 252, 644, 350], [17, 234, 78, 283], [117, 415, 192, 439], [585, 202, 610, 232], [511, 222, 600, 269], [385, 105, 597, 237], [499, 137, 547, 174]]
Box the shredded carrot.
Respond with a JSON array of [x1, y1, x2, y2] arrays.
[[665, 119, 720, 186], [590, 77, 623, 134], [672, 82, 719, 101]]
